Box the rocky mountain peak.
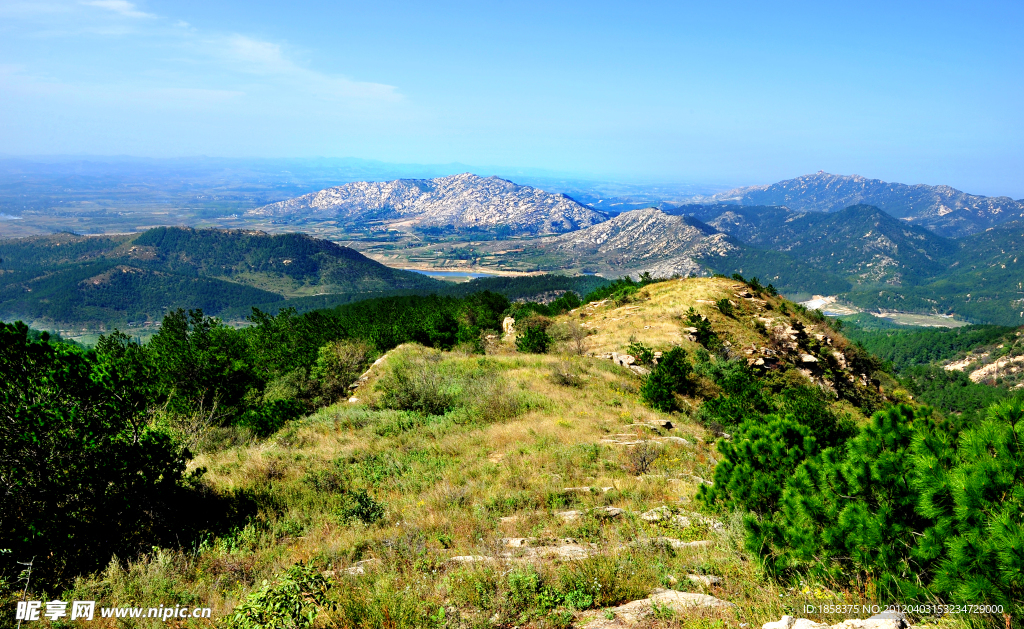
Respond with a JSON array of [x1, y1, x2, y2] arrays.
[[246, 173, 607, 235], [704, 173, 1024, 238]]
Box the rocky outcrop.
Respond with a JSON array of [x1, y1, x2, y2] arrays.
[[247, 173, 607, 235], [539, 208, 736, 273]]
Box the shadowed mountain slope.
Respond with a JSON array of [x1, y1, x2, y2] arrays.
[[0, 227, 443, 328]]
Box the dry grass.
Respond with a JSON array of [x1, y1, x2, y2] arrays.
[[52, 278, 974, 628]]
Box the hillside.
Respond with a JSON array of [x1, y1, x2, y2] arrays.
[[247, 173, 608, 235], [8, 275, 1021, 627], [464, 208, 848, 296], [5, 276, 929, 626], [703, 171, 1024, 237], [539, 208, 735, 276], [0, 227, 442, 329]]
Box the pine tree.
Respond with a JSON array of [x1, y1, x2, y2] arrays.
[[699, 414, 818, 517], [920, 399, 1023, 615], [640, 347, 693, 412]]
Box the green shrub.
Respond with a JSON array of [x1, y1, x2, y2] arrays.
[[685, 307, 720, 349], [374, 347, 525, 424], [715, 298, 735, 317], [0, 322, 192, 587], [550, 359, 585, 387], [226, 562, 334, 629], [623, 440, 663, 475], [237, 399, 304, 437], [337, 490, 385, 524], [736, 400, 1024, 616], [698, 414, 818, 517], [640, 347, 694, 412], [374, 353, 458, 415], [516, 325, 552, 354], [626, 340, 655, 365], [310, 339, 373, 404]]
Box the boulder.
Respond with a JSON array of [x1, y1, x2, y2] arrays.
[[582, 588, 734, 628], [592, 506, 625, 519], [502, 316, 516, 338], [686, 573, 722, 586]]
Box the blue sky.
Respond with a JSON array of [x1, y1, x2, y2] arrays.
[[1, 1, 1021, 196]]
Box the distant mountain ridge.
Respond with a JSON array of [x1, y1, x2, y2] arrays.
[[0, 227, 442, 328], [701, 172, 1024, 238], [248, 173, 608, 235]]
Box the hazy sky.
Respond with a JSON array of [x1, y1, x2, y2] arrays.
[[1, 1, 1021, 195]]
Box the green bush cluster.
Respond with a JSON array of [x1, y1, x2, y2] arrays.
[[0, 321, 194, 587], [226, 562, 334, 629], [582, 273, 669, 305], [685, 307, 720, 349], [373, 348, 528, 425], [703, 400, 1024, 615], [640, 347, 695, 412]]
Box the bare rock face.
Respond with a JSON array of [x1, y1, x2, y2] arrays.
[[539, 208, 736, 276], [502, 316, 516, 339], [247, 173, 607, 235]]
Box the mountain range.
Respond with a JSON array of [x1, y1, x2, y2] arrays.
[[5, 170, 1024, 331], [700, 171, 1024, 238], [247, 173, 607, 235]]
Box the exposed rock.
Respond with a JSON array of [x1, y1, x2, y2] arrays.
[[581, 588, 734, 628], [338, 558, 380, 576], [555, 510, 586, 521], [556, 506, 624, 521], [763, 615, 797, 629], [611, 352, 637, 366], [502, 316, 516, 339], [599, 438, 644, 446], [500, 540, 597, 562], [965, 354, 1024, 383], [592, 506, 625, 519], [349, 349, 393, 390], [448, 555, 495, 564], [562, 486, 615, 494], [639, 506, 724, 530], [799, 354, 819, 363], [500, 537, 537, 547], [659, 436, 691, 446], [539, 208, 735, 275], [632, 537, 713, 550], [686, 574, 722, 586], [762, 616, 909, 629]]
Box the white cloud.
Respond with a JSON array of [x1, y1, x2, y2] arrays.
[[80, 0, 155, 19], [220, 34, 401, 102]]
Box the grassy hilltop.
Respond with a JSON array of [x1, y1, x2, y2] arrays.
[[3, 277, 1019, 628]]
